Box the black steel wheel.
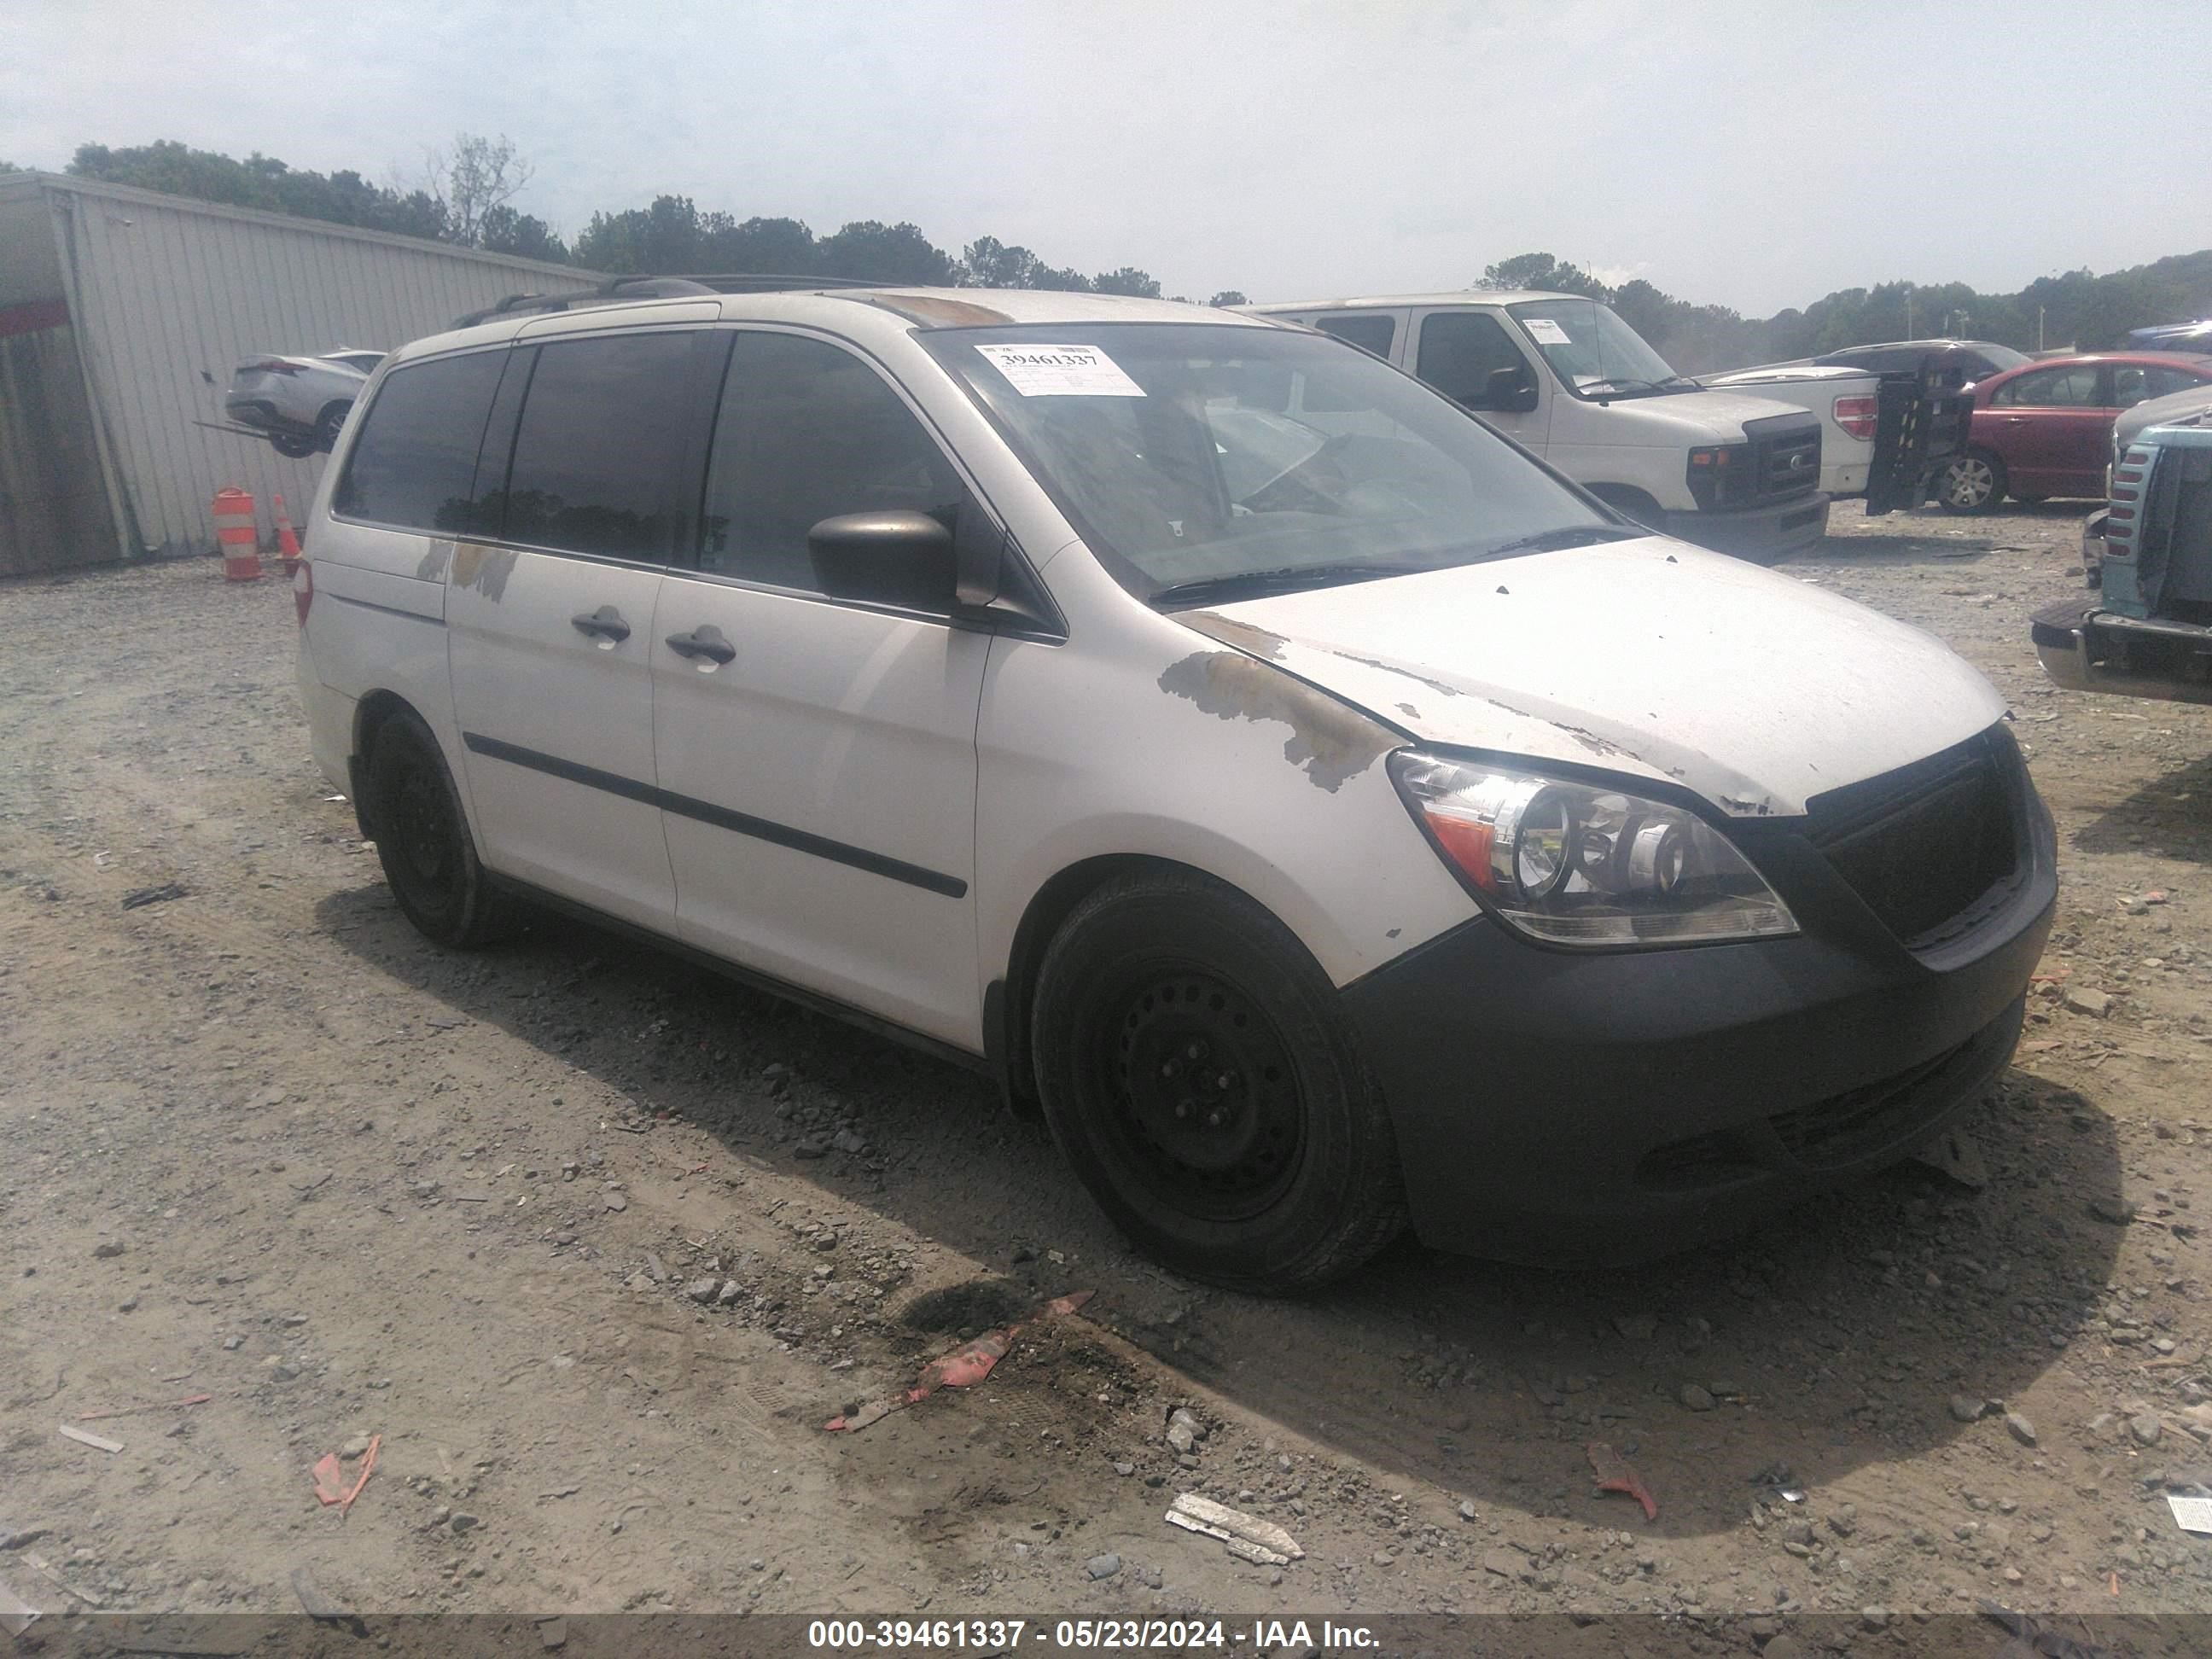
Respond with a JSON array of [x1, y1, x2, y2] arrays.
[[1033, 869, 1405, 1292], [364, 709, 519, 948], [1109, 969, 1305, 1222]]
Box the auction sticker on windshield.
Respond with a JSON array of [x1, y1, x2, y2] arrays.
[[1521, 317, 1572, 346], [974, 343, 1146, 397]]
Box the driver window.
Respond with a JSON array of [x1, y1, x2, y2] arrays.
[[1416, 312, 1534, 409]]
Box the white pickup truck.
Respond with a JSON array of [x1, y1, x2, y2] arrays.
[[1699, 362, 1883, 498], [1243, 291, 1829, 562]]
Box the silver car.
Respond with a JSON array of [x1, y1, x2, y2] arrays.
[[224, 348, 384, 457]]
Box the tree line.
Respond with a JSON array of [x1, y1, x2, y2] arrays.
[[34, 138, 2212, 367], [1478, 251, 2212, 371]]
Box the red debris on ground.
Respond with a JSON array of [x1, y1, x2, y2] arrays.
[[341, 1435, 380, 1514], [1586, 1441, 1658, 1522], [311, 1453, 348, 1506], [824, 1290, 1096, 1433]]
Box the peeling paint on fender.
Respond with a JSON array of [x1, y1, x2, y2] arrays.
[[415, 538, 455, 582], [1158, 650, 1394, 793]]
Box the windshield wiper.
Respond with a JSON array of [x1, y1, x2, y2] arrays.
[[1481, 525, 1644, 558], [1149, 561, 1433, 607]]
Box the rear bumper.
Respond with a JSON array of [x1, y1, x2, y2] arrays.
[[1341, 764, 2055, 1266], [225, 397, 309, 437], [1669, 492, 1831, 561]]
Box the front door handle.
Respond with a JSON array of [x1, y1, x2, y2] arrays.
[[570, 605, 631, 642], [664, 624, 736, 665]]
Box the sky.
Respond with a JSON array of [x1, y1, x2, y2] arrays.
[[5, 0, 2206, 317]]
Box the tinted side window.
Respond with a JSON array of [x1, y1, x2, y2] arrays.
[[498, 332, 699, 561], [1315, 313, 1396, 357], [1416, 312, 1534, 407], [2141, 364, 2212, 402], [700, 332, 964, 597], [1993, 364, 2102, 407], [333, 352, 505, 532]]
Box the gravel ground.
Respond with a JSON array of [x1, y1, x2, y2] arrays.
[[3, 500, 2209, 1649]]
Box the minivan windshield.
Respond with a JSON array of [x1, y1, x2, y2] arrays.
[[922, 323, 1628, 606], [1504, 299, 1690, 399]]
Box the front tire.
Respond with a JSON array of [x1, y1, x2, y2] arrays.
[[1938, 449, 2005, 514], [1032, 870, 1405, 1292], [364, 710, 519, 948], [270, 432, 316, 459]]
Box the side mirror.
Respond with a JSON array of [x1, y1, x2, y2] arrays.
[[1484, 365, 1540, 413], [807, 510, 956, 612]]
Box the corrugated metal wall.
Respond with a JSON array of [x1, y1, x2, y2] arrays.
[[33, 176, 595, 562]]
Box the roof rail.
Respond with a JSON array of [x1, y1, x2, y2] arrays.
[[448, 271, 878, 329]]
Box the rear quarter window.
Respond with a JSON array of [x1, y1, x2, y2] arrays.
[[333, 352, 507, 533]]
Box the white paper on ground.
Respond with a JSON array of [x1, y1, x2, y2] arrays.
[[2169, 1494, 2212, 1534], [974, 343, 1145, 398]]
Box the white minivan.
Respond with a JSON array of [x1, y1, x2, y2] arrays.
[[297, 283, 2054, 1291], [1243, 291, 1831, 560]]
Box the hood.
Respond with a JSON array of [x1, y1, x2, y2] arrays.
[[1703, 363, 1870, 389], [1587, 387, 1816, 443], [2118, 385, 2212, 449], [1180, 538, 2008, 818]]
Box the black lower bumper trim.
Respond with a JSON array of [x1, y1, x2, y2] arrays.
[[1341, 843, 2052, 1266]]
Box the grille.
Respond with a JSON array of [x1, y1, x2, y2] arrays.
[[1753, 425, 1822, 502], [1806, 733, 2021, 947]]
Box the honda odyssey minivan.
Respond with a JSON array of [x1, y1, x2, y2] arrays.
[[295, 282, 2056, 1290]]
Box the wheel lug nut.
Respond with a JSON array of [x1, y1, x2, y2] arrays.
[[1174, 1103, 1189, 1119], [1206, 1112, 1222, 1127], [1186, 1042, 1202, 1060], [1216, 1074, 1231, 1089]]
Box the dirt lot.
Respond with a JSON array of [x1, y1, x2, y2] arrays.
[[3, 502, 2210, 1647]]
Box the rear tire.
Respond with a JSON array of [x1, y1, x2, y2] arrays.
[[364, 710, 520, 948], [312, 402, 351, 454], [270, 433, 316, 459], [1032, 870, 1405, 1293], [1937, 449, 2005, 514]]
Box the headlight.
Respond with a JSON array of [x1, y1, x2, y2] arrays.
[[1389, 751, 1798, 947]]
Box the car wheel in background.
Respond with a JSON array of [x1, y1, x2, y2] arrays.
[[313, 402, 352, 454], [1031, 868, 1405, 1293], [270, 433, 316, 459], [364, 709, 520, 949], [1937, 450, 2005, 515]]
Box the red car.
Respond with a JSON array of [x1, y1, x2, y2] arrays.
[[1937, 352, 2212, 513]]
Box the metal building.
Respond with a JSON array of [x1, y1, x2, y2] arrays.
[[0, 172, 594, 578]]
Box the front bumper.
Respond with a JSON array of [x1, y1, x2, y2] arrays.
[[2032, 597, 2212, 706], [1669, 492, 1831, 562], [1341, 747, 2055, 1266]]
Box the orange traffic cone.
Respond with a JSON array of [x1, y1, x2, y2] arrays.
[[273, 492, 303, 575], [213, 487, 264, 582]]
